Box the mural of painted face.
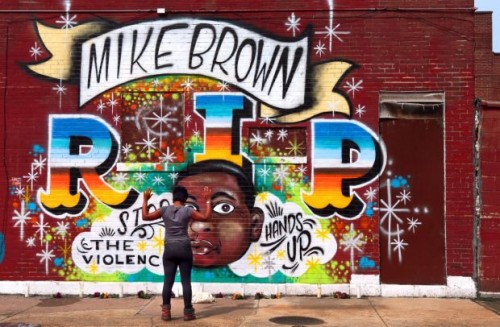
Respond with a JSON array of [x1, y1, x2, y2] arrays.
[[177, 167, 264, 267]]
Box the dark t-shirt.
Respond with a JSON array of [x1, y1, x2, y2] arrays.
[[160, 205, 194, 243]]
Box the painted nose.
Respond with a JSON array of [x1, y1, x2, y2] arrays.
[[190, 220, 214, 233]]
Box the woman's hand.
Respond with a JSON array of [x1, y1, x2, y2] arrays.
[[143, 188, 153, 202], [202, 186, 212, 203]]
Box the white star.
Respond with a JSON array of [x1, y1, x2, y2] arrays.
[[29, 42, 43, 60], [277, 129, 288, 141], [340, 223, 366, 270], [26, 237, 36, 248], [355, 104, 366, 118], [258, 164, 272, 184], [260, 116, 276, 125], [152, 79, 162, 87], [285, 12, 301, 37], [391, 225, 408, 263], [273, 164, 289, 191], [36, 241, 55, 275], [121, 143, 132, 156], [397, 189, 412, 205], [13, 200, 31, 241], [112, 172, 129, 187], [296, 165, 307, 175], [134, 171, 147, 184], [152, 175, 165, 186], [14, 186, 25, 198], [56, 13, 78, 30], [23, 169, 39, 190], [34, 213, 48, 245], [217, 80, 230, 92], [53, 82, 66, 95], [184, 114, 193, 127], [32, 155, 46, 174], [96, 99, 107, 114], [159, 147, 177, 168], [169, 171, 179, 183], [364, 187, 378, 202], [107, 93, 119, 114], [316, 23, 350, 52], [407, 217, 422, 233], [113, 114, 121, 126], [314, 40, 326, 57], [344, 78, 364, 98], [136, 131, 157, 159], [250, 131, 266, 147], [56, 221, 70, 239], [181, 78, 194, 91], [264, 129, 274, 140]]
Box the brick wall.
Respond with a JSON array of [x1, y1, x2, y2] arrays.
[[475, 12, 500, 292]]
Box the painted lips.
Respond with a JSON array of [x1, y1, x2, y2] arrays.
[[191, 239, 220, 255]]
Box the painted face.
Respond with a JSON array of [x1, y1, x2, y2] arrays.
[[178, 172, 262, 267]]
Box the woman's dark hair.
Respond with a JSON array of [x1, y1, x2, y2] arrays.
[[172, 186, 189, 202]]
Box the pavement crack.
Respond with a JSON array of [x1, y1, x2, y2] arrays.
[[368, 298, 388, 327]]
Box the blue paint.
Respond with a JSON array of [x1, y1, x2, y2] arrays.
[[365, 202, 375, 217], [359, 256, 376, 269], [27, 201, 37, 211], [0, 233, 5, 264], [76, 218, 89, 228], [391, 176, 408, 188], [33, 144, 45, 154], [54, 257, 64, 267]]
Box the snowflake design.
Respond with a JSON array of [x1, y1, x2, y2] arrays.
[[29, 42, 43, 60], [152, 79, 162, 88], [34, 214, 49, 246], [12, 200, 31, 240], [32, 155, 46, 174], [217, 80, 230, 92], [107, 93, 119, 114], [315, 23, 350, 52], [285, 12, 301, 37], [168, 171, 179, 183], [264, 129, 274, 140], [181, 78, 194, 91], [112, 172, 129, 187], [407, 217, 422, 233], [121, 143, 132, 156], [14, 186, 25, 198], [340, 223, 366, 271], [391, 225, 408, 263], [258, 164, 272, 184], [159, 147, 177, 169], [277, 129, 288, 141], [314, 40, 326, 57], [53, 81, 66, 109], [344, 78, 364, 98], [364, 187, 378, 202], [296, 165, 307, 175], [36, 241, 55, 275], [96, 99, 107, 114], [56, 221, 70, 239], [355, 104, 366, 118], [152, 175, 165, 186], [260, 116, 276, 125], [273, 165, 289, 191], [136, 131, 157, 159], [26, 237, 36, 248], [184, 114, 192, 127], [250, 131, 266, 147], [263, 255, 277, 276], [397, 189, 412, 204], [23, 169, 39, 190], [113, 114, 120, 126], [375, 178, 411, 260], [56, 13, 78, 30], [134, 171, 147, 184]]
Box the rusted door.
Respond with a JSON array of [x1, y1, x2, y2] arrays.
[[379, 118, 445, 284]]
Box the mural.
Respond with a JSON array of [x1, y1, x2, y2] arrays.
[[2, 0, 412, 286]]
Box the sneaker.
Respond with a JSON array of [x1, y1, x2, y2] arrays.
[[161, 305, 171, 321], [183, 307, 196, 321]]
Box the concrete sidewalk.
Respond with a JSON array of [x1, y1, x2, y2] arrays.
[[0, 294, 499, 327]]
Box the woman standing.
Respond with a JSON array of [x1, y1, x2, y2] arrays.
[[142, 186, 211, 321]]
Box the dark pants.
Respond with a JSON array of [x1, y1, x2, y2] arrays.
[[162, 241, 193, 309]]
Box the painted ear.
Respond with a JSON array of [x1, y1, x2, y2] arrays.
[[250, 207, 264, 241]]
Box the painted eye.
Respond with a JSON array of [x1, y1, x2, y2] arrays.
[[213, 202, 235, 215]]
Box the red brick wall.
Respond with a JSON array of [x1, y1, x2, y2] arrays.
[[0, 1, 476, 285], [475, 12, 500, 292]]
